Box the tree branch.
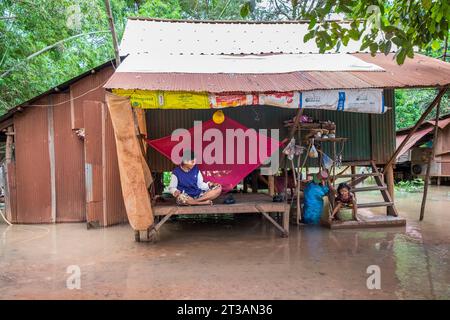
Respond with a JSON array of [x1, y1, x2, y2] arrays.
[[0, 31, 109, 79]]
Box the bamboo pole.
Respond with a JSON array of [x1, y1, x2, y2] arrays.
[[420, 100, 441, 221], [384, 86, 448, 172]]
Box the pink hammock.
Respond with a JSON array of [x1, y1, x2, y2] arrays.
[[147, 117, 282, 192]]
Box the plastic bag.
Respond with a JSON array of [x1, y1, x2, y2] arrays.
[[309, 144, 318, 158], [322, 152, 333, 170]]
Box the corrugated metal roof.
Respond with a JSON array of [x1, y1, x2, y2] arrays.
[[116, 52, 384, 73], [104, 53, 450, 92], [120, 17, 381, 56]]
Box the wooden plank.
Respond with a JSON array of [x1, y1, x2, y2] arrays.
[[352, 186, 387, 192], [358, 202, 394, 208], [323, 218, 406, 229], [338, 173, 381, 178], [153, 201, 289, 216], [106, 93, 154, 231]]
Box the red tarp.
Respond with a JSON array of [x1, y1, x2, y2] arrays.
[[147, 117, 282, 191]]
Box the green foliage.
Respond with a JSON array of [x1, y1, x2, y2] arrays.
[[0, 1, 248, 114], [395, 88, 450, 130], [135, 0, 182, 19], [241, 0, 449, 64], [395, 178, 424, 193]]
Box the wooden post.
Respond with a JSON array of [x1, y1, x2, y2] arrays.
[[268, 175, 275, 196], [385, 162, 395, 204], [251, 170, 258, 193], [384, 87, 448, 172], [351, 166, 356, 185], [104, 0, 121, 67], [420, 100, 442, 221]]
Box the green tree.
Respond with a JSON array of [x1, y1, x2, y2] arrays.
[[241, 0, 450, 65]]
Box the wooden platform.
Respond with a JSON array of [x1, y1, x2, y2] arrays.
[[321, 209, 406, 230], [154, 193, 288, 216], [143, 193, 290, 241]]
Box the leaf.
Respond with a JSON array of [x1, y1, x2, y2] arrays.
[[240, 2, 251, 18], [342, 35, 349, 46], [392, 37, 403, 46], [369, 43, 378, 54], [431, 39, 441, 51], [308, 17, 317, 30], [384, 40, 392, 55], [422, 0, 432, 10], [396, 49, 407, 65], [348, 29, 360, 41], [303, 31, 315, 43], [360, 39, 371, 51]]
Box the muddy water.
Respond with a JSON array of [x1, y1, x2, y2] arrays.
[[0, 186, 449, 300]]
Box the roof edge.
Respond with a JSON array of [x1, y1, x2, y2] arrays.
[[127, 16, 352, 25]]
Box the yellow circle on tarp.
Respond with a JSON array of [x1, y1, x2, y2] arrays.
[[212, 110, 225, 124]]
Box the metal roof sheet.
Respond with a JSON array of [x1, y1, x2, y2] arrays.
[[120, 17, 384, 56], [104, 53, 450, 92], [116, 53, 384, 73]]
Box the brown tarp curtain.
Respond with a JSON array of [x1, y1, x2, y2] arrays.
[[106, 92, 153, 230]]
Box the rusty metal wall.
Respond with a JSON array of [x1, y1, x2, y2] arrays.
[[104, 104, 128, 226], [83, 100, 104, 225], [6, 65, 128, 226], [53, 93, 86, 222], [370, 89, 396, 164], [13, 98, 52, 223], [70, 66, 114, 129]]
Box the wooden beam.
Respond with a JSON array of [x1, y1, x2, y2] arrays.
[[420, 100, 442, 221], [384, 86, 448, 171], [255, 204, 288, 235]]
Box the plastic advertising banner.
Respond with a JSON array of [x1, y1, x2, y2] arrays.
[[112, 89, 385, 113], [111, 89, 209, 109], [301, 89, 385, 113]]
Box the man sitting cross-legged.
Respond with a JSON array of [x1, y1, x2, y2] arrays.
[[168, 150, 222, 206]]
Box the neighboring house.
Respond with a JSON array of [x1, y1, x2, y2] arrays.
[[395, 113, 450, 184]]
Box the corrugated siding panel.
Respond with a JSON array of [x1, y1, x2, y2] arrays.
[[71, 66, 114, 129], [303, 109, 372, 163], [6, 162, 17, 222], [53, 93, 86, 222], [83, 101, 104, 225], [104, 105, 128, 226], [14, 99, 52, 223], [146, 106, 376, 171], [370, 89, 396, 164]]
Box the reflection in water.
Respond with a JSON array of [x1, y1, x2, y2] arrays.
[[0, 186, 449, 299]]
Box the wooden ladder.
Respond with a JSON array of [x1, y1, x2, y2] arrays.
[[340, 161, 398, 216]]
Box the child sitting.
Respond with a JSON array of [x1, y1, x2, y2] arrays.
[[330, 183, 358, 221]]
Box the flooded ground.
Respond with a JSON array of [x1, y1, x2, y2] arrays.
[[1, 186, 449, 300]]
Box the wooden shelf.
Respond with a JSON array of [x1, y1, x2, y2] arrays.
[[312, 137, 348, 142]]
